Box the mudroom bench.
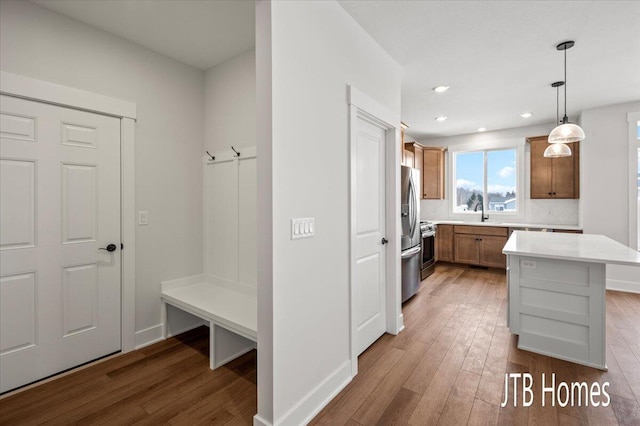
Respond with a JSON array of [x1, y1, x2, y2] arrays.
[[161, 275, 257, 370]]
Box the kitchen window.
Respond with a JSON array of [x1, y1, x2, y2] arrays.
[[452, 148, 518, 215]]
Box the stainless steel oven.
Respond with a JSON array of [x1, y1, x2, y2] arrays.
[[420, 222, 436, 280]]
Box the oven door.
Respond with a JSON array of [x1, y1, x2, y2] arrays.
[[421, 230, 436, 277]]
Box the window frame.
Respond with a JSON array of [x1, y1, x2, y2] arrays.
[[448, 141, 525, 221]]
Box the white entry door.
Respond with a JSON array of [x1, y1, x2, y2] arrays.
[[0, 95, 121, 393], [354, 116, 387, 355]]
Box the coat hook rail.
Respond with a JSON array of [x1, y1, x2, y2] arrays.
[[231, 146, 240, 157], [206, 151, 215, 161]]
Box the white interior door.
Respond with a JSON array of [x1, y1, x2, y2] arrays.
[[354, 116, 387, 355], [0, 95, 121, 393]]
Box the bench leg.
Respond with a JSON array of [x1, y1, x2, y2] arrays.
[[161, 300, 168, 339], [209, 320, 216, 370]]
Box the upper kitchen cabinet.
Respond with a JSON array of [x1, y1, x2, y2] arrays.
[[403, 141, 422, 170], [528, 136, 580, 199], [422, 147, 446, 199]]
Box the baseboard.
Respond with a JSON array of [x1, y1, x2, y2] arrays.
[[607, 279, 640, 294], [397, 313, 405, 334], [276, 360, 352, 426], [134, 324, 164, 349], [134, 322, 205, 349], [253, 414, 272, 426]]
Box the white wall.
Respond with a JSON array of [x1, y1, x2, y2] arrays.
[[419, 122, 580, 226], [580, 101, 640, 292], [0, 0, 205, 342], [204, 49, 256, 153], [256, 1, 402, 424], [203, 51, 257, 292]]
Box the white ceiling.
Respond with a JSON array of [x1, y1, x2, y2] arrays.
[[31, 1, 639, 140], [32, 0, 255, 71], [339, 1, 640, 140]]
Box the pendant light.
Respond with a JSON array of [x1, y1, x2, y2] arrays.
[[548, 41, 585, 143], [544, 81, 572, 158]]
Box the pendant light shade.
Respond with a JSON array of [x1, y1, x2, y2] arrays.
[[545, 81, 571, 157], [548, 121, 585, 143], [548, 41, 585, 144], [544, 142, 572, 158]]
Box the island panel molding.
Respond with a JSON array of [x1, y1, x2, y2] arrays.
[[503, 231, 640, 370]]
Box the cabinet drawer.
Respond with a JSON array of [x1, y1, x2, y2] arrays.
[[453, 225, 508, 237]]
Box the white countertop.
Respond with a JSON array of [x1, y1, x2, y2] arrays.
[[428, 220, 582, 231], [502, 231, 640, 267]]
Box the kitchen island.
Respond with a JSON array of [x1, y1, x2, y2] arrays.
[[503, 231, 640, 370]]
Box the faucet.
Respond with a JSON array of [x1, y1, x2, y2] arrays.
[[474, 202, 489, 222]]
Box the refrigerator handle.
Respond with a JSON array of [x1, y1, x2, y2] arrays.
[[408, 175, 416, 238], [401, 245, 421, 258]]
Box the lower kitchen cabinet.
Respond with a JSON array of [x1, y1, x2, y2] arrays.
[[479, 235, 508, 268], [454, 234, 480, 264], [436, 224, 454, 262], [451, 225, 508, 268]]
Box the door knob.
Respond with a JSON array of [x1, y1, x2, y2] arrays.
[[381, 238, 388, 245], [99, 244, 117, 252]]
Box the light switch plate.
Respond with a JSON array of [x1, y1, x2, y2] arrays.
[[138, 210, 149, 226], [291, 217, 315, 240]]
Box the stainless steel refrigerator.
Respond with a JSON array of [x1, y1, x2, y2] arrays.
[[401, 166, 421, 302]]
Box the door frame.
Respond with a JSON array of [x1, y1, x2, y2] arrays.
[[348, 85, 402, 375], [0, 71, 138, 353]]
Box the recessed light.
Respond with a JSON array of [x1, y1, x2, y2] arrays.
[[435, 116, 448, 122], [520, 112, 533, 118], [478, 127, 487, 132], [433, 85, 450, 93]]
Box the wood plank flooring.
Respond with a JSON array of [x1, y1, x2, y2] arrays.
[[311, 264, 640, 425], [0, 327, 257, 425], [2, 264, 639, 425]]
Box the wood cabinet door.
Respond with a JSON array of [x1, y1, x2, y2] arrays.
[[479, 236, 507, 268], [552, 142, 579, 198], [454, 234, 480, 265], [436, 224, 454, 262], [423, 149, 444, 199], [414, 146, 423, 194], [529, 137, 553, 198], [403, 149, 414, 168]]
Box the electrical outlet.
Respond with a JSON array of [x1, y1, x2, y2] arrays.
[[138, 210, 148, 226], [521, 259, 537, 269]]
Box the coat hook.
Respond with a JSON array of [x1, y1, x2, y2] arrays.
[[231, 146, 240, 157], [206, 150, 215, 161]]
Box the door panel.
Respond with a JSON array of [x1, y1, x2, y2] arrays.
[[0, 159, 36, 249], [530, 138, 553, 198], [454, 234, 480, 265], [0, 95, 121, 393], [0, 272, 37, 355], [479, 236, 508, 268], [355, 117, 386, 356], [62, 164, 98, 244], [62, 263, 98, 337], [552, 142, 578, 198]]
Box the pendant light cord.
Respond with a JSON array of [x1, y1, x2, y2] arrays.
[[556, 84, 560, 124], [563, 47, 568, 123]]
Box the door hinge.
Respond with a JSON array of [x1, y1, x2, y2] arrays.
[[121, 243, 124, 250]]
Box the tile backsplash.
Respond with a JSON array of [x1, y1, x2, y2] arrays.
[[421, 198, 579, 226]]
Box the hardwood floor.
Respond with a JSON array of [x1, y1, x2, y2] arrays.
[[311, 264, 640, 425], [2, 264, 639, 425], [0, 327, 257, 425]]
